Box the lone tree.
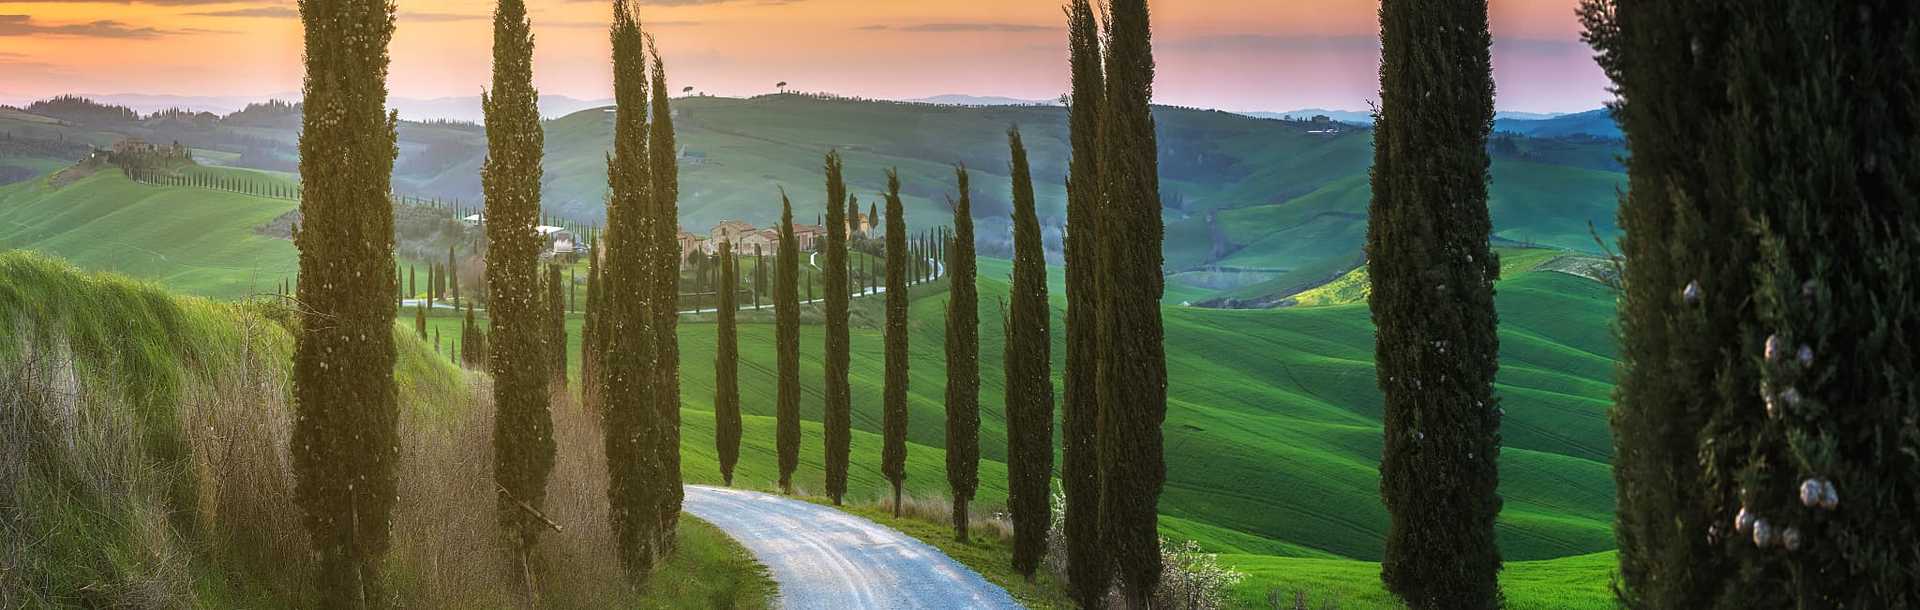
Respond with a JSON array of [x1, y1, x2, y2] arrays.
[[944, 165, 980, 542], [289, 0, 402, 598], [1003, 126, 1054, 580], [483, 0, 558, 571], [774, 191, 802, 495], [600, 0, 663, 580], [880, 169, 911, 517], [713, 241, 742, 486], [1099, 0, 1170, 605], [822, 150, 853, 505], [646, 38, 684, 552], [1060, 1, 1110, 605], [1369, 0, 1503, 607], [1583, 1, 1920, 607]]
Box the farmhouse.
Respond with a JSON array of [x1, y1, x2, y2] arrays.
[[791, 223, 827, 251], [536, 225, 578, 260]]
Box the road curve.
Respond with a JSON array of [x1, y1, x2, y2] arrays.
[[683, 485, 1024, 610]]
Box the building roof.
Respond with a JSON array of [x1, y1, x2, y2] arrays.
[[536, 225, 569, 236]]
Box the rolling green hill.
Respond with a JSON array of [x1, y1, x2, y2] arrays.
[[0, 166, 300, 299], [1, 94, 1627, 304]]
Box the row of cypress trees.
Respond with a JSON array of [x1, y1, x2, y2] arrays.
[[1583, 0, 1920, 607]]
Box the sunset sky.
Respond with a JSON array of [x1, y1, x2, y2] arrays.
[[0, 0, 1612, 113]]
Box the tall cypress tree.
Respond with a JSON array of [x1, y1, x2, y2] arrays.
[[289, 0, 401, 598], [1584, 1, 1920, 607], [449, 245, 460, 307], [646, 39, 684, 552], [482, 0, 557, 568], [880, 169, 911, 517], [754, 244, 765, 310], [822, 150, 853, 505], [714, 242, 742, 487], [1370, 0, 1502, 607], [1098, 0, 1169, 605], [944, 165, 980, 542], [547, 263, 567, 388], [774, 191, 801, 495], [1004, 126, 1054, 580], [583, 246, 603, 410], [1061, 1, 1110, 605], [601, 0, 661, 579]]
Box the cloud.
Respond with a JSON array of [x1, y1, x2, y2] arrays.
[[398, 11, 485, 22], [859, 22, 1056, 33], [190, 6, 295, 18], [0, 0, 257, 5], [0, 14, 177, 38], [1160, 34, 1378, 54]]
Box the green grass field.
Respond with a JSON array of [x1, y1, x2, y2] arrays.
[[0, 167, 299, 299], [0, 151, 1626, 605], [421, 251, 1621, 569]]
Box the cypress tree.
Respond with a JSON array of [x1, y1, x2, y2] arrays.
[[583, 246, 603, 410], [1583, 1, 1920, 606], [548, 263, 567, 388], [822, 150, 853, 505], [1370, 0, 1502, 607], [482, 0, 558, 568], [714, 242, 742, 487], [449, 245, 460, 307], [1004, 126, 1054, 580], [1061, 1, 1111, 605], [645, 39, 683, 553], [410, 265, 417, 299], [774, 192, 802, 495], [944, 165, 980, 542], [880, 169, 910, 517], [416, 305, 428, 341], [754, 244, 765, 310], [289, 0, 401, 597], [601, 0, 661, 579], [1099, 0, 1170, 605]]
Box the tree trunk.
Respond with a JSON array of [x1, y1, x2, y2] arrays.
[[892, 483, 902, 518], [953, 497, 969, 542]]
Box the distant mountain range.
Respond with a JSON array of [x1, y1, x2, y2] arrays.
[[905, 94, 1059, 107], [3, 92, 614, 122], [1237, 107, 1621, 140]]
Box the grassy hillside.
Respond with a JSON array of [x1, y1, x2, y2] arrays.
[[3, 95, 1627, 304], [0, 253, 773, 608], [0, 167, 299, 299], [419, 250, 1620, 570]]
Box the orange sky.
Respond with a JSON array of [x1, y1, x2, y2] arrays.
[[0, 0, 1612, 113]]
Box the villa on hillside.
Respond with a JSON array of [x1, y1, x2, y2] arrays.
[[537, 225, 579, 260]]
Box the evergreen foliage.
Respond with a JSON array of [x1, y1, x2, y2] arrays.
[[289, 0, 402, 598], [600, 0, 662, 580], [1061, 1, 1111, 605], [1003, 126, 1055, 580], [1582, 1, 1920, 607], [774, 191, 802, 494], [1098, 0, 1170, 605], [714, 242, 742, 487], [547, 263, 567, 388], [583, 244, 603, 410], [1369, 0, 1503, 607], [823, 150, 853, 505], [944, 165, 981, 542], [881, 168, 911, 517], [647, 41, 684, 551], [481, 0, 557, 565]]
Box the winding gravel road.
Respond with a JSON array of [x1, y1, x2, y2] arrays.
[[683, 485, 1024, 610]]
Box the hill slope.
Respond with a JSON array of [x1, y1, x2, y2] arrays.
[[1, 95, 1627, 304]]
